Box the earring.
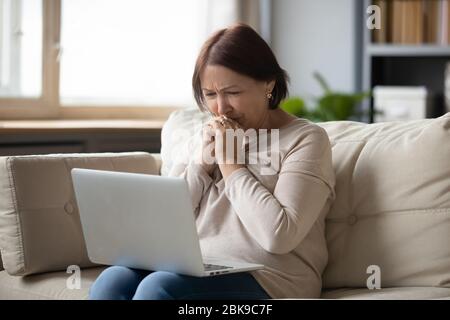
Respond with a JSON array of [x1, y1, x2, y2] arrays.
[[266, 92, 273, 99]]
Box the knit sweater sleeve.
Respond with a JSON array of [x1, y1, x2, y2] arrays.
[[224, 127, 335, 254], [168, 162, 214, 218]]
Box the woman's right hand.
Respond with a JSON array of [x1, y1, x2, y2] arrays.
[[196, 121, 217, 175]]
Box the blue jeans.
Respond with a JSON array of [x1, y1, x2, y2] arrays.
[[89, 266, 271, 300]]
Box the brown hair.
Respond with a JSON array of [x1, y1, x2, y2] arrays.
[[192, 23, 289, 111]]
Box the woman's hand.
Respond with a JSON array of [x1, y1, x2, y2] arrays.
[[196, 121, 217, 176], [209, 116, 246, 180]]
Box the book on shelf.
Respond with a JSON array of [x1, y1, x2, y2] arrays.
[[372, 0, 390, 43], [424, 0, 439, 43], [372, 0, 450, 45], [438, 0, 448, 44]]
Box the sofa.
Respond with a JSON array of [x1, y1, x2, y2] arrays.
[[0, 109, 449, 300]]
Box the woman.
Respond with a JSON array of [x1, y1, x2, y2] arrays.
[[89, 23, 335, 300]]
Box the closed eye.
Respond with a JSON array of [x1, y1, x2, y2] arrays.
[[204, 91, 240, 97]]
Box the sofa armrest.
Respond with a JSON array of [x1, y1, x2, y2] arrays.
[[150, 153, 162, 175], [0, 152, 159, 276]]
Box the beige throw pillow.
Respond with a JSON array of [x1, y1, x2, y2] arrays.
[[0, 152, 159, 276]]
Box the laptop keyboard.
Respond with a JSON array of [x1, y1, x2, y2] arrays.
[[203, 263, 232, 271]]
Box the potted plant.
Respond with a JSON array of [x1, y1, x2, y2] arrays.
[[280, 72, 371, 122]]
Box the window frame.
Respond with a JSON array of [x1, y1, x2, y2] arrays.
[[0, 0, 22, 96], [0, 0, 180, 120]]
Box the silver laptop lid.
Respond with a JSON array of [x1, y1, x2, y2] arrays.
[[71, 168, 206, 277]]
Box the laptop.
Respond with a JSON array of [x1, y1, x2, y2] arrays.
[[71, 168, 264, 277]]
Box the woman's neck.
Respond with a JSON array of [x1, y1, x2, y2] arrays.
[[259, 109, 295, 130]]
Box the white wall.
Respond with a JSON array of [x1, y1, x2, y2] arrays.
[[271, 0, 357, 104]]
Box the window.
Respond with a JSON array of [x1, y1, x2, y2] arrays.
[[0, 0, 42, 98], [0, 0, 267, 119], [60, 0, 205, 107], [0, 0, 207, 119]]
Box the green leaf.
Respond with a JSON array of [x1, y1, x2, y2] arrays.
[[280, 74, 370, 122], [280, 97, 308, 118]]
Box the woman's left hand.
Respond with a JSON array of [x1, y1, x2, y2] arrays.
[[209, 116, 246, 180]]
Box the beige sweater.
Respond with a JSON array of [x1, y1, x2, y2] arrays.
[[169, 118, 336, 298]]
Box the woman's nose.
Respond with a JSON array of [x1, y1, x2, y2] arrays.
[[217, 95, 232, 116]]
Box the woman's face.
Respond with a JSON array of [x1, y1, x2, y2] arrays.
[[200, 65, 275, 130]]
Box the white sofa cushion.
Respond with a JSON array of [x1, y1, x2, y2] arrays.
[[160, 108, 210, 176], [320, 113, 450, 288], [161, 109, 450, 289]]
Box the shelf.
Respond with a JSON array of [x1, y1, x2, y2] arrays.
[[0, 120, 164, 155], [0, 119, 165, 134], [360, 0, 450, 122], [367, 45, 450, 57]]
